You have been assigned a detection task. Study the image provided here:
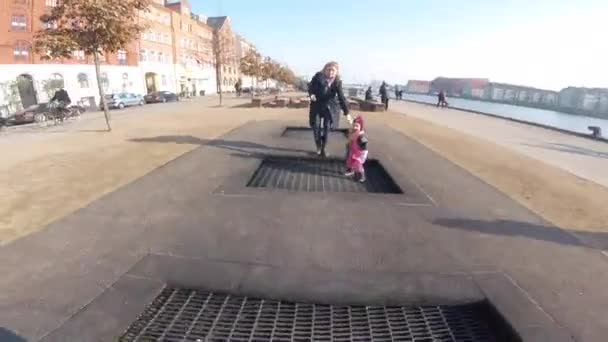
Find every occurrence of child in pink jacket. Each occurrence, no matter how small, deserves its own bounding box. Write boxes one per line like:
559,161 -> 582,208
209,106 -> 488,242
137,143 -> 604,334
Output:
345,115 -> 369,182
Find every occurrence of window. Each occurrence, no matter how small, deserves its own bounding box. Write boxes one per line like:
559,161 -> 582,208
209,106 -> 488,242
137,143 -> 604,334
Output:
164,33 -> 170,43
117,49 -> 127,65
122,73 -> 129,80
72,50 -> 85,61
139,49 -> 147,61
45,0 -> 57,6
48,73 -> 65,89
13,41 -> 30,61
100,72 -> 109,90
149,51 -> 156,62
77,73 -> 89,88
43,20 -> 58,29
11,15 -> 27,31
162,75 -> 167,86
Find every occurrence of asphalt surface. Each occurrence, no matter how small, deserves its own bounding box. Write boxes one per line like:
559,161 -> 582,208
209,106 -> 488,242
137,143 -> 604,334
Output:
0,119 -> 606,341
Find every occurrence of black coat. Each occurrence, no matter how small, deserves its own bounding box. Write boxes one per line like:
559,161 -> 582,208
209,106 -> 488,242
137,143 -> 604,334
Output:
51,89 -> 71,104
379,84 -> 388,100
308,72 -> 349,120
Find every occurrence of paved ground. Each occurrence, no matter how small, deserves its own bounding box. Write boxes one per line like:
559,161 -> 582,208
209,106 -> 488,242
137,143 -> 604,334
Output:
1,99 -> 608,341
388,101 -> 608,238
0,95 -> 286,243
392,100 -> 608,188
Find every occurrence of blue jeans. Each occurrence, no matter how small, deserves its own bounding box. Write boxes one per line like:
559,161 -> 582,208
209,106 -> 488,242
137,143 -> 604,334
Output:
311,113 -> 330,149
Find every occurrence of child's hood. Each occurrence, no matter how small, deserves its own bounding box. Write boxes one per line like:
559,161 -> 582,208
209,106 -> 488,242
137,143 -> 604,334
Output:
354,116 -> 364,130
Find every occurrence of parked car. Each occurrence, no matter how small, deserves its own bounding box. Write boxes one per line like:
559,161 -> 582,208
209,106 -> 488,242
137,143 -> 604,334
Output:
99,93 -> 144,110
144,91 -> 179,103
12,103 -> 48,125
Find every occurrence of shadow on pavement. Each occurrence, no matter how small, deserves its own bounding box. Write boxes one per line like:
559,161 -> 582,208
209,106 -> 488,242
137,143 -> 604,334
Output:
522,142 -> 608,159
434,218 -> 608,250
0,328 -> 27,342
33,129 -> 107,134
231,103 -> 255,109
130,135 -> 312,155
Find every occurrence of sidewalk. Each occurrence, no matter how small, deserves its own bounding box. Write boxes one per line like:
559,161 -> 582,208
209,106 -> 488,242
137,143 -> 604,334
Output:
392,101 -> 608,188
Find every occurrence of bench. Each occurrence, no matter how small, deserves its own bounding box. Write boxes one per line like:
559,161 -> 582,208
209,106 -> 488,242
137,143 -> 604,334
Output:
348,100 -> 360,111
288,98 -> 310,109
360,100 -> 385,112
275,97 -> 289,108
251,97 -> 273,107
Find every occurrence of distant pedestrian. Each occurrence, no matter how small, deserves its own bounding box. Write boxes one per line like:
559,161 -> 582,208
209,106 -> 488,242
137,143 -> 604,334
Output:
379,81 -> 389,110
365,86 -> 373,101
394,87 -> 399,100
308,61 -> 352,157
398,90 -> 404,100
234,79 -> 242,97
437,90 -> 449,108
345,115 -> 369,183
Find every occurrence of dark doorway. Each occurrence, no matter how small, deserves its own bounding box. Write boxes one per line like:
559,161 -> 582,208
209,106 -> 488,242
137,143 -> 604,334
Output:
16,74 -> 37,108
145,72 -> 158,94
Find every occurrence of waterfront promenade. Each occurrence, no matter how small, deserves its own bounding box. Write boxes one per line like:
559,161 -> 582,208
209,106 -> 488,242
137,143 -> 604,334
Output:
393,100 -> 608,188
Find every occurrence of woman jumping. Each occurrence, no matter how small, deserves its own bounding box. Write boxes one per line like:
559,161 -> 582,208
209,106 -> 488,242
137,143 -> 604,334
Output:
308,61 -> 351,157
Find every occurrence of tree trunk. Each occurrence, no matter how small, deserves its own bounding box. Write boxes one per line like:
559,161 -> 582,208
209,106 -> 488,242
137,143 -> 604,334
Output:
251,76 -> 255,98
216,63 -> 223,106
93,51 -> 111,131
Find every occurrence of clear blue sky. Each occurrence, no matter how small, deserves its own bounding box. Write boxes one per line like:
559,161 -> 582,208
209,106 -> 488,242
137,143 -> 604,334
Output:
192,0 -> 607,90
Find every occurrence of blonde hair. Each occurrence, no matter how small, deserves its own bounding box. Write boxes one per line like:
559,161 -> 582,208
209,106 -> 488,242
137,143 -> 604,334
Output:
323,61 -> 340,75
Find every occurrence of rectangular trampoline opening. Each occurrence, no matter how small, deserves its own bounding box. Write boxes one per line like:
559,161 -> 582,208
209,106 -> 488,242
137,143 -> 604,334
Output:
246,156 -> 403,194
282,127 -> 348,139
120,288 -> 519,342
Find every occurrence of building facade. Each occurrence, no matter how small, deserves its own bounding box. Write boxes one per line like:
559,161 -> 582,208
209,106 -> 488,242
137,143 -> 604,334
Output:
139,1 -> 178,94
0,0 -> 143,113
235,34 -> 256,90
430,77 -> 489,97
0,0 -> 261,116
483,83 -> 558,108
559,87 -> 608,116
167,1 -> 216,96
405,80 -> 431,94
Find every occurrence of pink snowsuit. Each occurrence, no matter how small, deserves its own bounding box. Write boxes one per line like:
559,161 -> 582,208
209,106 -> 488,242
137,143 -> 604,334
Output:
346,117 -> 368,173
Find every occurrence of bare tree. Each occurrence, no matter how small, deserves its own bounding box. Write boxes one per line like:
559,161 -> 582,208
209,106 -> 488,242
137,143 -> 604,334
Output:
276,64 -> 297,88
211,26 -> 237,106
34,0 -> 149,131
239,49 -> 262,97
260,57 -> 279,90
